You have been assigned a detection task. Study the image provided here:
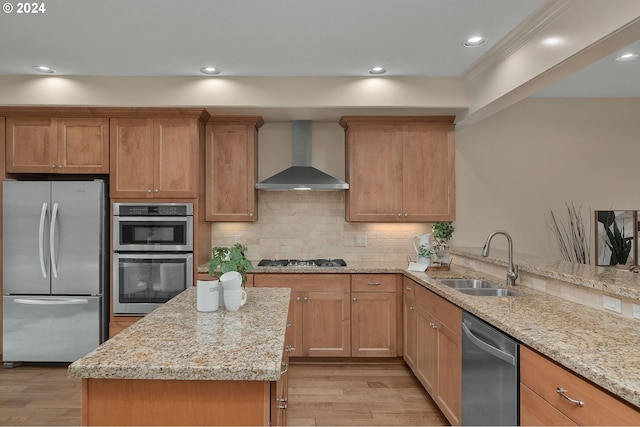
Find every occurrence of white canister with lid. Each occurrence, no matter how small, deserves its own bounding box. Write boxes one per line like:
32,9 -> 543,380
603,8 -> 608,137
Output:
196,278 -> 219,312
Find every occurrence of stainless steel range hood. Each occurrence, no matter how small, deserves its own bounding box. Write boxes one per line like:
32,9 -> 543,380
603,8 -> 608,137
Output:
255,120 -> 349,191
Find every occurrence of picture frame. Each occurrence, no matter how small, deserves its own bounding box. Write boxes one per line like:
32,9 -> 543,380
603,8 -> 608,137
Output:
594,210 -> 637,266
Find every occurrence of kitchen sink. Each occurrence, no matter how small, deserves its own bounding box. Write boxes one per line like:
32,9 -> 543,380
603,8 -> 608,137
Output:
438,278 -> 501,289
457,288 -> 522,297
438,278 -> 522,297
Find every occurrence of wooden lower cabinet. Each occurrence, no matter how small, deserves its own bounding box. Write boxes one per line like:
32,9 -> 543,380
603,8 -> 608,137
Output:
351,274 -> 398,357
405,279 -> 462,426
402,278 -> 417,368
520,346 -> 640,426
254,274 -> 351,357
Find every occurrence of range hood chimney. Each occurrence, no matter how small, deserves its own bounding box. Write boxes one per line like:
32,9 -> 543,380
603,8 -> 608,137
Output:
255,120 -> 349,191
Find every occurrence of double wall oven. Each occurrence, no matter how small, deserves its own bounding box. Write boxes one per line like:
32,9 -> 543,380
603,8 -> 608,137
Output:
113,203 -> 193,315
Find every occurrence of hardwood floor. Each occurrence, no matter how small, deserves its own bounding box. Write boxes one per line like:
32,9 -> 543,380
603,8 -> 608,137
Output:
0,362 -> 447,426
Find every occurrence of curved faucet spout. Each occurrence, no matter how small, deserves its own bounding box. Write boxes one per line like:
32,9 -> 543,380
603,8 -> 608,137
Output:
482,230 -> 519,286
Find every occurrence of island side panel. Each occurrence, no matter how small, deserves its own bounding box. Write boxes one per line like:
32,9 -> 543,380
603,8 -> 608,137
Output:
82,378 -> 271,426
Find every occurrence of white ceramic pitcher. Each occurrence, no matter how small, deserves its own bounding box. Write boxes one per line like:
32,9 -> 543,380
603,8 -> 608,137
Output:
412,233 -> 431,255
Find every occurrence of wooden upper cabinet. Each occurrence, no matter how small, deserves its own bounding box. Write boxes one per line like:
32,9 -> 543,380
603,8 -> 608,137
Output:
110,117 -> 198,199
340,116 -> 456,222
205,116 -> 263,222
6,117 -> 109,174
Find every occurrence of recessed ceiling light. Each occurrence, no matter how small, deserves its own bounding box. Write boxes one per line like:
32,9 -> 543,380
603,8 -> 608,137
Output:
463,36 -> 486,48
614,53 -> 639,62
542,36 -> 563,46
368,67 -> 386,75
32,65 -> 55,74
200,66 -> 221,75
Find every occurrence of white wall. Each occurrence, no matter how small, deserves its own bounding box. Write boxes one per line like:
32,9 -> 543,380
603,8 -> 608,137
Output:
454,98 -> 640,259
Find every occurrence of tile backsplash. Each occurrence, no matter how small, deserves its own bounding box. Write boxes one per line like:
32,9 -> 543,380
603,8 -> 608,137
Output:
209,191 -> 431,267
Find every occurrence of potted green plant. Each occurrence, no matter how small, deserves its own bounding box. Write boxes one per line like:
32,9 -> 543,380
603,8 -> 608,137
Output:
208,243 -> 253,286
432,221 -> 455,262
417,244 -> 435,265
605,220 -> 632,268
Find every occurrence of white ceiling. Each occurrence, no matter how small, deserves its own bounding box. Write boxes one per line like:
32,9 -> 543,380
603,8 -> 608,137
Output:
0,0 -> 639,105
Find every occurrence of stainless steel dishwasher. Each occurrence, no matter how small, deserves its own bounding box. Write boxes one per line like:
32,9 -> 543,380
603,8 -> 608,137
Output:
461,312 -> 519,426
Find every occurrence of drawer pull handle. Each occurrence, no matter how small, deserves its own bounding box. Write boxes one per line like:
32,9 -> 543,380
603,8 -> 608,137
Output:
405,286 -> 412,291
280,362 -> 289,375
367,282 -> 382,286
556,387 -> 584,407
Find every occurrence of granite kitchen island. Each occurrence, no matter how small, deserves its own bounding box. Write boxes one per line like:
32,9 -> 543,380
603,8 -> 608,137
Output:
68,287 -> 291,426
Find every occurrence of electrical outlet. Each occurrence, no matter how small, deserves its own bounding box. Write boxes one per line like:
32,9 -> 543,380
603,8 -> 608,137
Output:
234,235 -> 242,244
355,234 -> 367,247
603,296 -> 622,314
633,304 -> 640,320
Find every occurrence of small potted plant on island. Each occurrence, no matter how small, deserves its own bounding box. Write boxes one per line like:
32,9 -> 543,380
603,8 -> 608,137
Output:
208,243 -> 253,286
432,221 -> 455,265
417,244 -> 435,266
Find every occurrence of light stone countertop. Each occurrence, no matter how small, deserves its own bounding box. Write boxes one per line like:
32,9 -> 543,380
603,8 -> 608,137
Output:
68,287 -> 291,382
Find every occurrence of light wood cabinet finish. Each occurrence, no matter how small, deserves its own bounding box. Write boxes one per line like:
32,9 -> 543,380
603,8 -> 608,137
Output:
205,116 -> 263,222
6,117 -> 109,174
407,281 -> 462,426
340,116 -> 455,222
351,274 -> 397,357
402,278 -> 417,369
520,383 -> 578,426
81,377 -> 273,426
110,117 -> 198,198
520,346 -> 640,426
109,316 -> 141,338
254,274 -> 351,357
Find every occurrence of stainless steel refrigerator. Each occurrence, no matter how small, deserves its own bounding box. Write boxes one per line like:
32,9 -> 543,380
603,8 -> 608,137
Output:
2,180 -> 108,365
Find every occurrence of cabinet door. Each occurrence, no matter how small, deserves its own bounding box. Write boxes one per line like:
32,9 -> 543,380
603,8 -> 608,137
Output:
415,305 -> 437,395
287,291 -> 304,357
153,118 -> 198,198
403,294 -> 417,369
205,124 -> 257,221
302,290 -> 350,357
110,118 -> 154,198
346,125 -> 403,222
57,118 -> 109,173
402,124 -> 455,221
351,292 -> 396,357
435,322 -> 462,426
6,117 -> 57,173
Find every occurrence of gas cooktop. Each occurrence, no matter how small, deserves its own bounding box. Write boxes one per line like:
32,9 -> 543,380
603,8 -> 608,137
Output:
257,259 -> 347,268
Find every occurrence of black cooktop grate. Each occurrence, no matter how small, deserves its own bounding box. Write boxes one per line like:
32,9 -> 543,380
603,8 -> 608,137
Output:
258,259 -> 347,267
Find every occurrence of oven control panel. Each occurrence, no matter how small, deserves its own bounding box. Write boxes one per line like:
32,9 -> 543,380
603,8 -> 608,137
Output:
114,203 -> 193,217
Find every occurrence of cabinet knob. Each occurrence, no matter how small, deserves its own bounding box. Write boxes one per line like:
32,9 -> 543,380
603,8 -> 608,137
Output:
352,297 -> 357,302
296,296 -> 301,302
147,189 -> 152,193
248,213 -> 253,218
409,306 -> 415,311
398,213 -> 402,217
303,297 -> 308,302
286,321 -> 292,328
404,213 -> 408,217
50,164 -> 56,169
285,345 -> 295,352
154,189 -> 159,193
429,322 -> 439,329
58,164 -> 63,169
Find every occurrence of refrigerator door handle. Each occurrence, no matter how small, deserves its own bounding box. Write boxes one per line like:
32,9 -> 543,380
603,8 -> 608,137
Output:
38,202 -> 48,278
14,298 -> 89,305
50,202 -> 59,278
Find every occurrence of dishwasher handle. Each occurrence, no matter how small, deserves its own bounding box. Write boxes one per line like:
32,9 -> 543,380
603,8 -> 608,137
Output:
462,322 -> 516,366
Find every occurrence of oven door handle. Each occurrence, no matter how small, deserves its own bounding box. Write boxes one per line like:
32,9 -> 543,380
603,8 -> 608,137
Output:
115,216 -> 189,222
462,322 -> 516,366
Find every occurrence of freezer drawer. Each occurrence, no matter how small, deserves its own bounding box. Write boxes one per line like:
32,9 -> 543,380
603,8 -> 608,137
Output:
2,295 -> 102,363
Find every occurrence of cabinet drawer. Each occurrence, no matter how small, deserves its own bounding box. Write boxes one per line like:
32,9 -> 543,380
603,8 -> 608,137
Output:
254,274 -> 350,292
352,274 -> 397,292
520,383 -> 577,426
520,346 -> 640,425
402,277 -> 416,300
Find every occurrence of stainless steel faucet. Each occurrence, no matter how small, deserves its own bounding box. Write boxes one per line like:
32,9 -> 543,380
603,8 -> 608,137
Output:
482,230 -> 519,286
